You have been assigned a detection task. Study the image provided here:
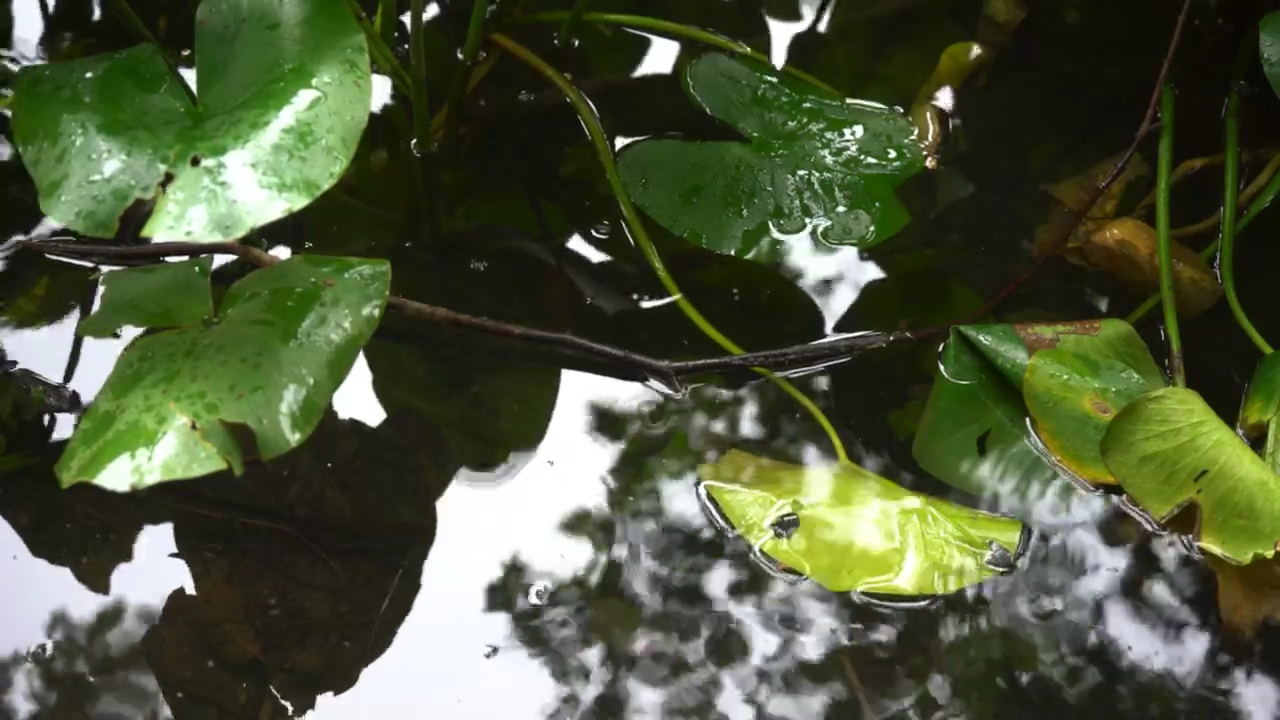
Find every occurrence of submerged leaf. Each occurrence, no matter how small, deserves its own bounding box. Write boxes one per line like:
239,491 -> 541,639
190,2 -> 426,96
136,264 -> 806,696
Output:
56,256 -> 390,491
1207,555 -> 1280,638
1074,218 -> 1221,317
1101,387 -> 1280,564
78,258 -> 214,337
699,450 -> 1026,595
11,0 -> 370,242
619,53 -> 924,257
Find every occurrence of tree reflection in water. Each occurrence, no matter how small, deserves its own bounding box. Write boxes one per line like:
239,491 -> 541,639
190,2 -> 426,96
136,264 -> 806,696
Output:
486,379 -> 1279,719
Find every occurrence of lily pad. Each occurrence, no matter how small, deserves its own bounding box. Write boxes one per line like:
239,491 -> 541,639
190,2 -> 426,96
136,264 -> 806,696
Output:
912,326 -> 1063,507
699,450 -> 1026,595
56,256 -> 390,491
1101,386 -> 1280,564
913,319 -> 1157,504
78,258 -> 214,338
11,0 -> 370,242
1021,327 -> 1165,485
1262,13 -> 1280,100
618,53 -> 924,257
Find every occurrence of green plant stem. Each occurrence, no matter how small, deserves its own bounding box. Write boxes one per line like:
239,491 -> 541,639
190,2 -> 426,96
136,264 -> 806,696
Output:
443,0 -> 490,153
511,11 -> 840,96
409,0 -> 441,237
345,0 -> 412,97
488,32 -> 849,463
1126,167 -> 1280,324
378,0 -> 397,51
1220,44 -> 1274,354
106,0 -> 196,107
1156,83 -> 1185,387
557,0 -> 592,46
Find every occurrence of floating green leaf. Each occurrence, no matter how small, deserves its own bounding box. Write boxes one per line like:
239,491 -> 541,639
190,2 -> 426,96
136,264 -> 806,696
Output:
913,318 -> 1163,514
11,0 -> 370,242
1101,387 -> 1280,564
1261,12 -> 1280,100
78,258 -> 214,338
699,450 -> 1026,595
1021,324 -> 1165,485
56,256 -> 390,491
618,53 -> 924,257
1241,352 -> 1280,474
912,326 -> 1059,506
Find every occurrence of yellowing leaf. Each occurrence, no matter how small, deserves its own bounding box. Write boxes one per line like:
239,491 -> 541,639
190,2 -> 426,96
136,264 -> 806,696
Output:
1076,218 -> 1221,317
1101,387 -> 1280,564
699,450 -> 1026,595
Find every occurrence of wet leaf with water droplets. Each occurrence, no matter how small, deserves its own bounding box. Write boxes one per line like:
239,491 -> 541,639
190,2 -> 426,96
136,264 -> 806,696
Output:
618,53 -> 924,257
11,0 -> 370,242
699,449 -> 1026,595
78,257 -> 214,337
55,256 -> 390,491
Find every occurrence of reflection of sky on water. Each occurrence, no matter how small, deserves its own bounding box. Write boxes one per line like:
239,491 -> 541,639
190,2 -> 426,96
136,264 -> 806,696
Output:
5,1 -> 1280,718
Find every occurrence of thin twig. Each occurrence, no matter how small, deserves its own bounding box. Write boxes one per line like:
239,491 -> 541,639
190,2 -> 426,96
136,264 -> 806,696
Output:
838,654 -> 874,718
14,239 -> 912,385
961,0 -> 1192,325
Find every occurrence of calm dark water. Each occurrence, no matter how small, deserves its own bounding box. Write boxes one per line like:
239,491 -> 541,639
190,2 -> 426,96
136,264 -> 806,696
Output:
6,0 -> 1280,718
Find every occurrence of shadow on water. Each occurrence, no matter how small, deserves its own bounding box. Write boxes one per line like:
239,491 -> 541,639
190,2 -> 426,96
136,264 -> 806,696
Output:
6,0 -> 1280,718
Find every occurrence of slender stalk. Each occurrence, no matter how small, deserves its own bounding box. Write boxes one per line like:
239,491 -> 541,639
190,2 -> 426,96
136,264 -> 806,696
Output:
1156,83 -> 1185,387
511,11 -> 840,96
409,0 -> 431,145
378,0 -> 397,51
1220,41 -> 1274,354
443,0 -> 490,153
1127,135 -> 1280,324
557,0 -> 592,46
488,32 -> 849,462
107,0 -> 196,107
345,0 -> 413,96
409,0 -> 441,237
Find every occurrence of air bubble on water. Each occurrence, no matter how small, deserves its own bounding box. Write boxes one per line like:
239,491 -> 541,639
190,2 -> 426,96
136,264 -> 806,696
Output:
517,90 -> 535,102
409,138 -> 424,157
590,222 -> 611,239
527,581 -> 550,607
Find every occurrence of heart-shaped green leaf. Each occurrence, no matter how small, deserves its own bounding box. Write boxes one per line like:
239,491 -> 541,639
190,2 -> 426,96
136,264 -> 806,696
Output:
1102,386 -> 1280,564
11,0 -> 370,242
56,256 -> 390,491
912,326 -> 1067,508
619,53 -> 924,257
78,257 -> 214,338
699,450 -> 1026,595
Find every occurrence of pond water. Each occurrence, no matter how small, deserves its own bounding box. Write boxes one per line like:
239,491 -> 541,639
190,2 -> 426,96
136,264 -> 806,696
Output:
6,0 -> 1280,718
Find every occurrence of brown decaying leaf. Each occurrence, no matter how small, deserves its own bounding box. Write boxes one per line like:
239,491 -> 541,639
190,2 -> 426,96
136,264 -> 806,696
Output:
1077,217 -> 1221,317
1208,555 -> 1280,638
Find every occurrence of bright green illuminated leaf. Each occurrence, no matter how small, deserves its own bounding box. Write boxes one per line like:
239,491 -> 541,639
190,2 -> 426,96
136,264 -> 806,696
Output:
78,258 -> 214,337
